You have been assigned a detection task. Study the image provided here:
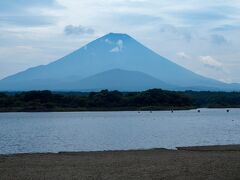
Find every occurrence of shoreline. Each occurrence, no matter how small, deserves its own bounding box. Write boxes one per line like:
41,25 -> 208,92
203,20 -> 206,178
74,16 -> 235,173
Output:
0,107 -> 236,113
0,106 -> 195,113
1,144 -> 240,156
1,145 -> 240,180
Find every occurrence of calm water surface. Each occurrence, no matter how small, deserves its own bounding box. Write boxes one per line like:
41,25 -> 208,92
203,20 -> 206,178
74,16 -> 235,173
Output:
0,109 -> 240,154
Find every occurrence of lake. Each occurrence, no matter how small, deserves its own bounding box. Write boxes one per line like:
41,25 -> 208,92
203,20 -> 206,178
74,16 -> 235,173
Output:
0,109 -> 240,154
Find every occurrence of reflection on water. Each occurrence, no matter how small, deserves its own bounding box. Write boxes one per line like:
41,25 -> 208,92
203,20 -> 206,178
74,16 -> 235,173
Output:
0,109 -> 240,154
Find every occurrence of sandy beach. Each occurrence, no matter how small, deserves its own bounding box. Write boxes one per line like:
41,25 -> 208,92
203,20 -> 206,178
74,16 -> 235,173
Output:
0,145 -> 240,180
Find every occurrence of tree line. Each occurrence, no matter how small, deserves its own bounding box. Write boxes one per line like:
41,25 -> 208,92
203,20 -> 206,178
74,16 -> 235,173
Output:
0,89 -> 240,112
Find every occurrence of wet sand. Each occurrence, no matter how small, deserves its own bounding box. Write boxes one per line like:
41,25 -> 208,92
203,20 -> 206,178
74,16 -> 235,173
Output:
0,145 -> 240,180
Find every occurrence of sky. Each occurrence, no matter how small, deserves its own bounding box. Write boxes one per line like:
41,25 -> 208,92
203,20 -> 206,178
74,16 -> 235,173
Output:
0,0 -> 240,83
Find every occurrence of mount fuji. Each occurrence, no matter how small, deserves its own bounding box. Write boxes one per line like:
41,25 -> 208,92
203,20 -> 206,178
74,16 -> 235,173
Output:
0,33 -> 238,91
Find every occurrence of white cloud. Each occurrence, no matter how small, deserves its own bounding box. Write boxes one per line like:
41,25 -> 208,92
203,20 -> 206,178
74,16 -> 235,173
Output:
199,56 -> 222,69
177,52 -> 191,60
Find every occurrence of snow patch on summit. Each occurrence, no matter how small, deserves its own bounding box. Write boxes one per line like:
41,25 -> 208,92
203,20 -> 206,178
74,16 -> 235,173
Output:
110,40 -> 124,53
105,38 -> 113,44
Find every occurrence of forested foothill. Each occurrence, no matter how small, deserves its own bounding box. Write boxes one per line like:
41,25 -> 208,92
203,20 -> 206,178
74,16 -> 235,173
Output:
0,89 -> 240,112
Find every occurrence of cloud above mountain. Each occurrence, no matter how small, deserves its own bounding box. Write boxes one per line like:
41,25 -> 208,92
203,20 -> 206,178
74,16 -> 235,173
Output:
64,25 -> 95,36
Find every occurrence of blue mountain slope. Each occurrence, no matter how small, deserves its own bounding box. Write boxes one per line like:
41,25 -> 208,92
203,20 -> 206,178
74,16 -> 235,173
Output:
0,32 -> 234,91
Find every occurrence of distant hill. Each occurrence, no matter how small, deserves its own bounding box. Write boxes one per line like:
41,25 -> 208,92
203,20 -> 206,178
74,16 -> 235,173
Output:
64,69 -> 176,91
0,32 -> 238,91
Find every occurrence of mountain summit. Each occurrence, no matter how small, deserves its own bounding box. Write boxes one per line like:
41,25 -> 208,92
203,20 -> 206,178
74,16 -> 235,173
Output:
0,33 -> 234,91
